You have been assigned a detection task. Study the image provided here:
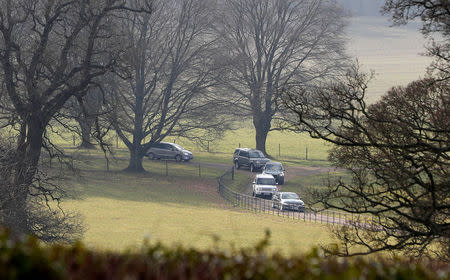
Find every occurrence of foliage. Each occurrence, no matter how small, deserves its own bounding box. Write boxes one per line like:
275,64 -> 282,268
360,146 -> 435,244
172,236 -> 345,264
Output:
0,227 -> 448,280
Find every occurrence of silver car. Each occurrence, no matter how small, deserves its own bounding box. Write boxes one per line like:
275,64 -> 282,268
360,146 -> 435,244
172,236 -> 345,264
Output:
146,142 -> 193,162
272,192 -> 305,212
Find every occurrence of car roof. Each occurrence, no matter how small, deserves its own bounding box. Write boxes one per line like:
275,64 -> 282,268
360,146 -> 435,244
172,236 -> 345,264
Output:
160,142 -> 178,145
255,173 -> 275,179
235,148 -> 262,152
278,192 -> 297,195
265,161 -> 282,166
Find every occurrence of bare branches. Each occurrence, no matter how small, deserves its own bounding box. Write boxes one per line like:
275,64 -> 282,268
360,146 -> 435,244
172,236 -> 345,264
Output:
383,0 -> 450,80
283,66 -> 450,258
107,0 -> 229,172
215,0 -> 348,153
0,0 -> 150,242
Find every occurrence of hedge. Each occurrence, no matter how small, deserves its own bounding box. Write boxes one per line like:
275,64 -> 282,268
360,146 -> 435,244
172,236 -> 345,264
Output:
0,228 -> 448,280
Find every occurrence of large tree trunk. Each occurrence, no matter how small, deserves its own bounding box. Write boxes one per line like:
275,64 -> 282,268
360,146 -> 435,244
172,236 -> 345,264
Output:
5,116 -> 44,237
77,117 -> 96,149
124,148 -> 145,173
253,115 -> 271,156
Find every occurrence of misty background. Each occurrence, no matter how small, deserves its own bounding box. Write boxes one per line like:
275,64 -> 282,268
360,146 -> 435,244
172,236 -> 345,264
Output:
338,0 -> 384,16
337,0 -> 431,101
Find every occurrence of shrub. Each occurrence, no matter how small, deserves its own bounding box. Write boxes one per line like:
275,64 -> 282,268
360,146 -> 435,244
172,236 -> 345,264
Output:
0,227 -> 448,279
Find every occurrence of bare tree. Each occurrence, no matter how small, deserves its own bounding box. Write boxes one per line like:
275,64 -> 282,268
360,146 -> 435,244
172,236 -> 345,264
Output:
109,0 -> 228,172
283,66 -> 449,258
0,0 -> 150,241
214,0 -> 348,154
63,88 -> 104,149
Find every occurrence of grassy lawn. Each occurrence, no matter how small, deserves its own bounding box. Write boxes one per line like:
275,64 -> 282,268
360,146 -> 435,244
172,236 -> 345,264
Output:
50,122 -> 333,164
61,156 -> 334,255
281,171 -> 351,196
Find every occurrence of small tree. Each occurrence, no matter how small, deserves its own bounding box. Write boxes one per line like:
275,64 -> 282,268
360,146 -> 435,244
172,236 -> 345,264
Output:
283,66 -> 449,258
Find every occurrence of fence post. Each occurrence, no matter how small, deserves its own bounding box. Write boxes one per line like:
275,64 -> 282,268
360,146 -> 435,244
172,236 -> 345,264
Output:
198,164 -> 201,177
231,166 -> 234,180
165,160 -> 168,176
207,141 -> 210,152
305,146 -> 308,160
278,143 -> 281,157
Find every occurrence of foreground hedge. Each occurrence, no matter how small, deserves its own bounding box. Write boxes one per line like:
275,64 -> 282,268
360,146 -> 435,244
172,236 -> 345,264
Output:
0,229 -> 448,280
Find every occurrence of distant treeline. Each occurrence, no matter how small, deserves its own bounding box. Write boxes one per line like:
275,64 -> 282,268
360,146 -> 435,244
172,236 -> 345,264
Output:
337,0 -> 384,16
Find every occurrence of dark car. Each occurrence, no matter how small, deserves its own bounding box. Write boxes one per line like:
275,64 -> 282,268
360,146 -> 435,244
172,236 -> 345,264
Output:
233,148 -> 270,172
146,142 -> 193,162
262,161 -> 285,184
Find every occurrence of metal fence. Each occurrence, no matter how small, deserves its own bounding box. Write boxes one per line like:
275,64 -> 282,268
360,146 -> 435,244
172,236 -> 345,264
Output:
218,168 -> 373,227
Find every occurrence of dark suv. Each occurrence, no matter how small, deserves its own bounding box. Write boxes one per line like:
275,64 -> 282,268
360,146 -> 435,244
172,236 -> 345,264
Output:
233,148 -> 270,172
262,161 -> 285,185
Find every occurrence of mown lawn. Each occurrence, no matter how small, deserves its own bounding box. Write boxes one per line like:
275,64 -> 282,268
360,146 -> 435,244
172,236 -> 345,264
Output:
61,156 -> 334,255
50,122 -> 333,164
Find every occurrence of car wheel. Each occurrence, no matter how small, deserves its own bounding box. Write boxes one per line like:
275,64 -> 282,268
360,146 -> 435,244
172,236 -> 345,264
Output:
250,164 -> 255,172
252,191 -> 255,197
175,155 -> 182,162
148,152 -> 155,160
235,161 -> 240,169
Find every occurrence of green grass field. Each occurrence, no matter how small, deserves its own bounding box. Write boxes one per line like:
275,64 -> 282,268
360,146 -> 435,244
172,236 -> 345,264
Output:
49,120 -> 332,163
60,156 -> 334,255
36,122 -> 341,254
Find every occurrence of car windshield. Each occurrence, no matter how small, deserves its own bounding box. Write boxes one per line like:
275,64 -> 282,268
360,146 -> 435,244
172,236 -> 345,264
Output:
172,144 -> 183,150
256,178 -> 276,185
266,163 -> 282,171
249,150 -> 265,158
282,193 -> 299,199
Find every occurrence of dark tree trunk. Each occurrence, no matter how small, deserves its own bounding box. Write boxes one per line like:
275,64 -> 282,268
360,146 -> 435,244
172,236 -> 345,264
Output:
253,116 -> 271,156
77,117 -> 96,149
124,148 -> 145,173
6,115 -> 44,237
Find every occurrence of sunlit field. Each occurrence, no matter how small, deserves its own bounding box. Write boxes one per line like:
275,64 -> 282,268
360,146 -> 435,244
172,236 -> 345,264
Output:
60,157 -> 334,255
347,16 -> 432,103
